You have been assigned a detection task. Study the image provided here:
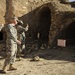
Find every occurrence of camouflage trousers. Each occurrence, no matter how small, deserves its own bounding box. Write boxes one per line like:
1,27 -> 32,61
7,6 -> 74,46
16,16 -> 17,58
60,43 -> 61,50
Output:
17,44 -> 25,58
4,43 -> 17,66
17,33 -> 25,57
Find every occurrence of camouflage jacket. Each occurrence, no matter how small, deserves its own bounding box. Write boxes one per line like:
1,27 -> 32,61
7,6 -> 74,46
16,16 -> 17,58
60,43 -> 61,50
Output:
5,24 -> 17,44
17,25 -> 26,42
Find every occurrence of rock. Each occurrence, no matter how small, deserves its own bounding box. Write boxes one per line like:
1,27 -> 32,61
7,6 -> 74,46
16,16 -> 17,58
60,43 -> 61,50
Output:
32,56 -> 40,61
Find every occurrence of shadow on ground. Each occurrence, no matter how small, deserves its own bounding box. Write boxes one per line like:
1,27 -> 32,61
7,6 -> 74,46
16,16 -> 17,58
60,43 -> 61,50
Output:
24,46 -> 75,62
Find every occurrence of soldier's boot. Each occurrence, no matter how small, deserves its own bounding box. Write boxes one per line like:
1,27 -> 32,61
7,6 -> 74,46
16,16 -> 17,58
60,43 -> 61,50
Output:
0,70 -> 7,74
18,57 -> 21,61
17,53 -> 23,61
1,65 -> 8,74
18,57 -> 23,61
8,64 -> 17,71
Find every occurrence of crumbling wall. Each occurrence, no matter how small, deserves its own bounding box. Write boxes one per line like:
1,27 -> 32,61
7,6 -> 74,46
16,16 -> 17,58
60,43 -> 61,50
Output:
5,0 -> 16,23
0,0 -> 6,23
0,0 -> 75,51
4,0 -> 75,47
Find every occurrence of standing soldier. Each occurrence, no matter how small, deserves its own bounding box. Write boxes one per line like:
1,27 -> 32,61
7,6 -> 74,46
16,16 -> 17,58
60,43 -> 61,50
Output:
1,17 -> 21,73
17,20 -> 29,60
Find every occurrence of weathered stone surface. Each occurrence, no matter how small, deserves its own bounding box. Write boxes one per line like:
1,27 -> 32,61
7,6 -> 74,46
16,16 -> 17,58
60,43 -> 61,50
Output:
0,0 -> 75,48
0,0 -> 6,23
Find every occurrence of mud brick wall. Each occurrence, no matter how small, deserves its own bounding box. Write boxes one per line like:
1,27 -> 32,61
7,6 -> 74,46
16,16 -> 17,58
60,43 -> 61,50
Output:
0,0 -> 75,51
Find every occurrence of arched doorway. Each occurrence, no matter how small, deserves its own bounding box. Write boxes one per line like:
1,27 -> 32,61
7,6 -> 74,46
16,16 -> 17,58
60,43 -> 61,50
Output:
36,7 -> 51,47
59,21 -> 75,46
0,31 -> 3,41
0,30 -> 6,43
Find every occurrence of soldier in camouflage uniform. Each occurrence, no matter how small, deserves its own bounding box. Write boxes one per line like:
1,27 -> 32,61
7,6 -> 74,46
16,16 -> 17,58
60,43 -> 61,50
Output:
17,20 -> 29,60
1,17 -> 21,73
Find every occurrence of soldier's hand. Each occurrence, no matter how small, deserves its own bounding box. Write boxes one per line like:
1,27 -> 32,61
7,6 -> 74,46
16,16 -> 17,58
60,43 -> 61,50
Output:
16,40 -> 21,45
26,24 -> 29,28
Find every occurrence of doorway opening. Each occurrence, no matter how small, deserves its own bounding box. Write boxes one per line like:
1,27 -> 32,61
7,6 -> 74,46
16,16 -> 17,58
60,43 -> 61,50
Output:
37,7 -> 51,45
59,21 -> 75,46
0,31 -> 3,41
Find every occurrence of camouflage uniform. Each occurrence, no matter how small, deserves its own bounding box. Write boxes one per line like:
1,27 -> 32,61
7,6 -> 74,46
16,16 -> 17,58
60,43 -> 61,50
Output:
17,25 -> 27,58
4,24 -> 17,66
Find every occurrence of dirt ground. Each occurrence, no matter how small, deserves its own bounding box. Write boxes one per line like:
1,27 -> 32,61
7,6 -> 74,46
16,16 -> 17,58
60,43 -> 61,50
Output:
0,47 -> 75,75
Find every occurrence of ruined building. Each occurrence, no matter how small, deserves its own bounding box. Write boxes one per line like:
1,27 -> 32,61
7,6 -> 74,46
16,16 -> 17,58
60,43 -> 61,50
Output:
0,0 -> 75,50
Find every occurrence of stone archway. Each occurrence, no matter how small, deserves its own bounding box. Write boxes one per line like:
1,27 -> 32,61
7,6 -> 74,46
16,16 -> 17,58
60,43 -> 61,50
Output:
59,21 -> 75,46
0,31 -> 3,41
36,7 -> 51,46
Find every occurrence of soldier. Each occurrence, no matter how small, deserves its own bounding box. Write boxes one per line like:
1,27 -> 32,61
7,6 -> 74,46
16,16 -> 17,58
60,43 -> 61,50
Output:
17,20 -> 29,60
1,17 -> 21,73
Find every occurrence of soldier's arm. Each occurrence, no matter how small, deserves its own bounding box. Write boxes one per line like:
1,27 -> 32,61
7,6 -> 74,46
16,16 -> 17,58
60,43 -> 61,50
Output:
18,25 -> 25,30
25,24 -> 29,31
18,24 -> 29,32
8,25 -> 17,42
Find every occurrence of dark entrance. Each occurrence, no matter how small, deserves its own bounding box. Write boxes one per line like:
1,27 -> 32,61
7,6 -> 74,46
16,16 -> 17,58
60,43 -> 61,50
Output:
0,31 -> 3,41
59,21 -> 75,46
37,7 -> 51,45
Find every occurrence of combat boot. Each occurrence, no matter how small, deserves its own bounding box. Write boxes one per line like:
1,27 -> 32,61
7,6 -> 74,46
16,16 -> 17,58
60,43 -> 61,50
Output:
8,64 -> 17,71
0,65 -> 8,74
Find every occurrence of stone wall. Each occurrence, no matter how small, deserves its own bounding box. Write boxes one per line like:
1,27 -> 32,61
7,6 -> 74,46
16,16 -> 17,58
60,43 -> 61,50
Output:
0,0 -> 6,23
0,0 -> 75,51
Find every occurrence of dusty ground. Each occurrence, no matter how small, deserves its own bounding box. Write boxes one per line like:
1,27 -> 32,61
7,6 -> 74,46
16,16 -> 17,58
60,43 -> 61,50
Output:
0,47 -> 75,75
